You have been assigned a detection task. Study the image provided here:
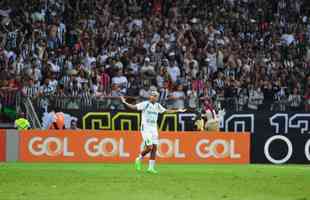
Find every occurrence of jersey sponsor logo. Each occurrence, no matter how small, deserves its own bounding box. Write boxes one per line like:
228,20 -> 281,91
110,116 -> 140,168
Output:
147,111 -> 157,115
146,119 -> 156,124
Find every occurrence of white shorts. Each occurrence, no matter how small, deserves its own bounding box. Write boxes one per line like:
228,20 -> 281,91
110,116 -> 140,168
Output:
141,129 -> 158,146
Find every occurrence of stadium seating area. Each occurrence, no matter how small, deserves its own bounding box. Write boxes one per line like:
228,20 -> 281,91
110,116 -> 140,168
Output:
0,0 -> 310,117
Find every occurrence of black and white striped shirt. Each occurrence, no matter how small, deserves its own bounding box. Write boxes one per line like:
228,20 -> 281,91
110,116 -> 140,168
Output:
288,94 -> 301,107
159,88 -> 169,106
23,85 -> 41,98
54,92 -> 67,110
61,75 -> 71,88
224,68 -> 236,79
214,79 -> 225,89
80,90 -> 93,106
56,55 -> 66,72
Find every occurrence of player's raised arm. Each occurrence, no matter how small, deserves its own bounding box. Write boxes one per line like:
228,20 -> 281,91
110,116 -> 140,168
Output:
165,108 -> 187,113
121,96 -> 138,110
155,101 -> 186,113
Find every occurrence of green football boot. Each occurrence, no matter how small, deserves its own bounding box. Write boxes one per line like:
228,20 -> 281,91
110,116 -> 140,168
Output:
146,168 -> 158,174
135,158 -> 142,171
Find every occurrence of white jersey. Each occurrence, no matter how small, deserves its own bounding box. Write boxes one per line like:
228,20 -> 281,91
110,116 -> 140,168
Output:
136,101 -> 166,131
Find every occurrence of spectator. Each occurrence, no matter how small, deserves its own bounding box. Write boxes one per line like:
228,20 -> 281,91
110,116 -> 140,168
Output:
129,55 -> 141,76
224,80 -> 237,110
22,78 -> 40,98
187,86 -> 198,111
159,81 -> 170,106
168,84 -> 185,109
80,83 -> 92,106
213,72 -> 225,91
167,53 -> 180,83
139,81 -> 151,101
248,86 -> 264,111
274,87 -> 287,111
111,83 -> 122,97
184,52 -> 199,79
111,69 -> 128,95
305,88 -> 310,112
0,0 -> 309,116
110,83 -> 124,110
141,57 -> 156,79
156,66 -> 167,89
99,66 -> 111,95
237,87 -> 248,111
288,88 -> 302,110
206,47 -> 217,76
70,118 -> 80,130
127,75 -> 140,96
262,82 -> 275,111
25,63 -> 42,82
40,78 -> 54,96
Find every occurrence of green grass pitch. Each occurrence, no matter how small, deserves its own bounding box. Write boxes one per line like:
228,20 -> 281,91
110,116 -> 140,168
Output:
0,163 -> 309,200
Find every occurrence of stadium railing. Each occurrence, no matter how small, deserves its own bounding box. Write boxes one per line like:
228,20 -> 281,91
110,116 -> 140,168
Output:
21,94 -> 307,115
29,95 -> 238,112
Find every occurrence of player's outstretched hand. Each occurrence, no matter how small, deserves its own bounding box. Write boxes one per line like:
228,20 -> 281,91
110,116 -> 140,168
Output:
120,96 -> 126,104
177,109 -> 187,112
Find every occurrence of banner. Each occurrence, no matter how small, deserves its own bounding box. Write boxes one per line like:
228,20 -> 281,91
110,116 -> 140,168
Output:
36,110 -> 198,131
249,112 -> 310,164
81,111 -> 196,131
19,130 -> 250,164
252,134 -> 310,164
51,110 -> 309,134
0,130 -> 5,161
29,107 -> 310,164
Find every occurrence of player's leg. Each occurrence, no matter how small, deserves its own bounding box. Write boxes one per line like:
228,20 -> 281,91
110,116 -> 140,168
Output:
135,144 -> 152,171
150,144 -> 157,160
139,131 -> 153,157
135,132 -> 153,171
137,144 -> 153,159
147,144 -> 157,172
147,132 -> 158,174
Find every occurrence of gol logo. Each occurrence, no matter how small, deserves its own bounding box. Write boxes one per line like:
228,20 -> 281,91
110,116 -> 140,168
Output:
28,137 -> 74,157
84,137 -> 129,157
196,139 -> 241,159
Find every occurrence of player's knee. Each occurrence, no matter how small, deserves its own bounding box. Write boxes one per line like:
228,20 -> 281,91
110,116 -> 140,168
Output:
146,145 -> 153,151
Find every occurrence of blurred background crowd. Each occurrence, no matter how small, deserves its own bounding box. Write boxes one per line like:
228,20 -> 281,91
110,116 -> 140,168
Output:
0,0 -> 310,117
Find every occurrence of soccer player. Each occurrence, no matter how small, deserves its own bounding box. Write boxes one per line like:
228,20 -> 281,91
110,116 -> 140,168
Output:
121,91 -> 186,174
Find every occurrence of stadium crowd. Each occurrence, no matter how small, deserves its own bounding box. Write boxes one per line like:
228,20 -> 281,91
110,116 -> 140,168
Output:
0,0 -> 310,114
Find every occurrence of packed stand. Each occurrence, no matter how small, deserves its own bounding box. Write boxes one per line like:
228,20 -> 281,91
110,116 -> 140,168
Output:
0,0 -> 309,114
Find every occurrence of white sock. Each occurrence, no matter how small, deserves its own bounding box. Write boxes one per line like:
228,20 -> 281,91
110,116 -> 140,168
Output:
149,160 -> 155,169
136,155 -> 143,161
